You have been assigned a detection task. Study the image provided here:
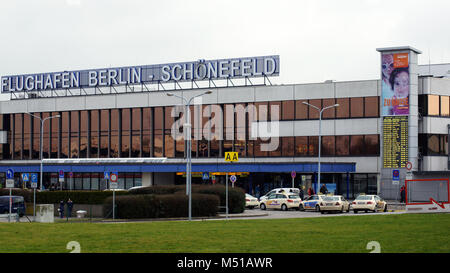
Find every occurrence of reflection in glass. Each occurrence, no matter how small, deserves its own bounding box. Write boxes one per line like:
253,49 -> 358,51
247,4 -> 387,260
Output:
428,95 -> 439,116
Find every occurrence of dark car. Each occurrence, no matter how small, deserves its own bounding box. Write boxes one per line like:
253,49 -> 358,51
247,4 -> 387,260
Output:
0,196 -> 26,217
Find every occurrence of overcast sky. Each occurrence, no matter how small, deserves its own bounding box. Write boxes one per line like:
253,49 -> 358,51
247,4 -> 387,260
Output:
1,0 -> 450,97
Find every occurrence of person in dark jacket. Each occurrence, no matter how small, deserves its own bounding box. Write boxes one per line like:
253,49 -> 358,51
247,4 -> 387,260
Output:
299,187 -> 304,200
400,186 -> 406,203
320,184 -> 328,194
67,199 -> 73,219
59,200 -> 65,219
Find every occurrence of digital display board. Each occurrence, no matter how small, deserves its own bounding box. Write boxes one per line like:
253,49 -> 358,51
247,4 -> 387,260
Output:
383,116 -> 408,168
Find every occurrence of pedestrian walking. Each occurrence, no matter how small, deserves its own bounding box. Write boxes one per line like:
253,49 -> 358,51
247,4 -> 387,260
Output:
299,187 -> 304,200
67,198 -> 73,219
58,200 -> 65,219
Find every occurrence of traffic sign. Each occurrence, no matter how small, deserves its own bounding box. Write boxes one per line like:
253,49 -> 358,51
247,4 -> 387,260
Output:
31,173 -> 38,189
230,175 -> 237,183
110,172 -> 118,183
202,172 -> 209,180
6,169 -> 14,188
406,161 -> 413,171
6,169 -> 14,179
393,169 -> 400,181
291,171 -> 296,178
224,152 -> 239,162
104,172 -> 110,180
59,170 -> 64,183
22,173 -> 30,182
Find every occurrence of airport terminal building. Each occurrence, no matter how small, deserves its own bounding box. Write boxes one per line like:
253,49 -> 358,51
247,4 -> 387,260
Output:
1,46 -> 449,199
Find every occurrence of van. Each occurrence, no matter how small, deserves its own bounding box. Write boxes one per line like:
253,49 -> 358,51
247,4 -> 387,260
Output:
259,188 -> 300,202
0,196 -> 26,217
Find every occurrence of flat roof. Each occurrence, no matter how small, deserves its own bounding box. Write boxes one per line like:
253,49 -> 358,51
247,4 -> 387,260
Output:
376,46 -> 422,54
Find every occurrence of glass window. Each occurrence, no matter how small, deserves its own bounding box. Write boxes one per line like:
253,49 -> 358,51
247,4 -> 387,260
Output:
90,110 -> 99,158
322,99 -> 336,119
428,95 -> 440,116
321,136 -> 335,156
91,173 -> 100,190
308,99 -> 321,119
61,112 -> 69,158
350,97 -> 364,118
82,173 -> 90,190
70,111 -> 79,158
142,108 -> 151,157
100,110 -> 109,158
365,135 -> 379,156
427,135 -> 440,155
282,101 -> 294,120
80,111 -> 88,158
131,108 -> 141,157
121,109 -> 130,158
350,135 -> 364,155
295,100 -> 308,120
110,109 -> 119,158
154,107 -> 163,157
164,107 -> 175,158
308,136 -> 318,156
282,137 -> 295,157
269,101 -> 281,122
23,114 -> 31,159
295,136 -> 308,156
364,97 -> 379,117
441,96 -> 450,117
336,135 -> 349,156
336,98 -> 349,118
125,173 -> 134,189
134,173 -> 142,187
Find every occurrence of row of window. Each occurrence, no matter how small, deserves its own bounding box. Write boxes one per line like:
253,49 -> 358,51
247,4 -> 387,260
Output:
0,98 -> 380,160
0,172 -> 142,190
419,134 -> 448,156
420,95 -> 450,117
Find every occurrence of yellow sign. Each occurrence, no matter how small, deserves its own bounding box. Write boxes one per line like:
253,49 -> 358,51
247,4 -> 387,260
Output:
224,152 -> 239,162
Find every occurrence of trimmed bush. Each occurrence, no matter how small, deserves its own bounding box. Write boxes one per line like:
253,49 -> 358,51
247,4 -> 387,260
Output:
192,185 -> 246,213
0,189 -> 33,202
128,185 -> 185,195
104,193 -> 219,219
129,185 -> 246,214
36,190 -> 129,205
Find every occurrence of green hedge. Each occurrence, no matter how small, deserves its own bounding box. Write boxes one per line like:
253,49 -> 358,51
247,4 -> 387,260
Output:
0,189 -> 33,202
103,193 -> 219,219
129,185 -> 246,214
35,190 -> 129,205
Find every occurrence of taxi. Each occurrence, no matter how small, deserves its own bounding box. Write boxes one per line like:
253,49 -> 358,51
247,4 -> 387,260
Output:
259,193 -> 301,211
351,194 -> 387,213
319,195 -> 350,214
299,194 -> 327,212
245,194 -> 260,209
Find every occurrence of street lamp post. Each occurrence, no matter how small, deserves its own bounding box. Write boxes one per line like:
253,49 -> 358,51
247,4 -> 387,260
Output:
166,90 -> 212,221
25,113 -> 60,218
302,102 -> 339,194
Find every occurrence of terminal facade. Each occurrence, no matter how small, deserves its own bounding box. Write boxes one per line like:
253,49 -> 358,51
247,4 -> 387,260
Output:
0,47 -> 449,200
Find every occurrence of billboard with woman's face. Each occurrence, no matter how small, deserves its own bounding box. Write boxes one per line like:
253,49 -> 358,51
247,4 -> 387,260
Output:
381,53 -> 409,116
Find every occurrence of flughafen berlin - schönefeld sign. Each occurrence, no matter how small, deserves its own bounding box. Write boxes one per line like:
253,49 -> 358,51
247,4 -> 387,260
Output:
1,56 -> 279,93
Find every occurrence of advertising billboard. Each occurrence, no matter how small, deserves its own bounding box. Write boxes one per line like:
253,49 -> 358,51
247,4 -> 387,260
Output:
381,53 -> 409,116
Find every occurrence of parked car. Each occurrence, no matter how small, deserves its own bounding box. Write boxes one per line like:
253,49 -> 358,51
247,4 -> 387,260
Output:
318,195 -> 350,214
245,194 -> 260,209
259,188 -> 300,202
351,194 -> 387,213
299,194 -> 328,212
0,196 -> 26,217
259,192 -> 301,211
